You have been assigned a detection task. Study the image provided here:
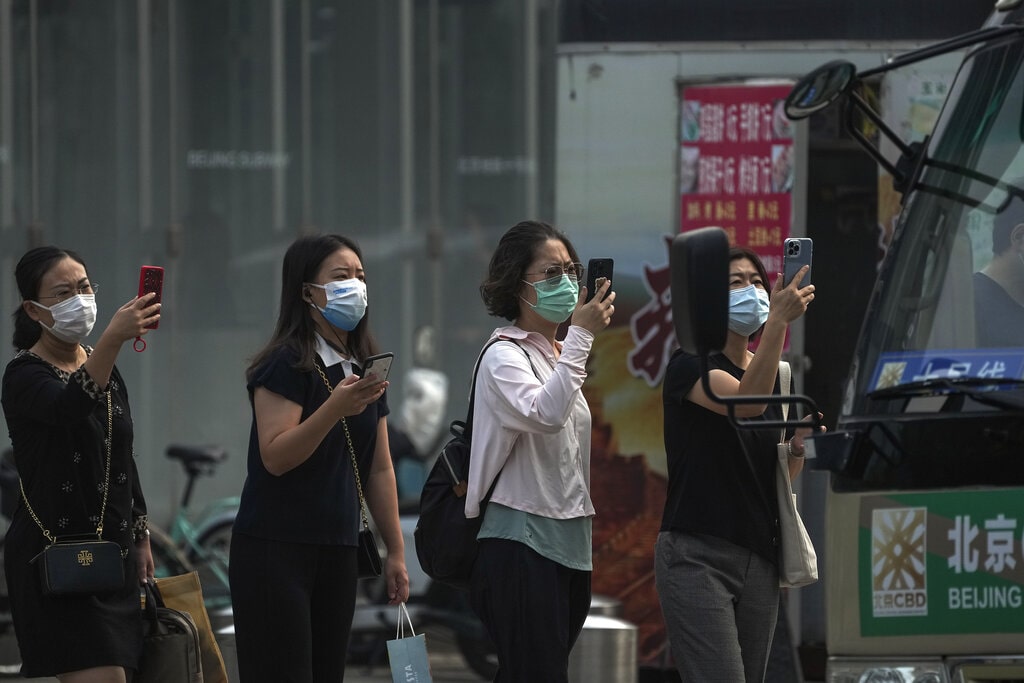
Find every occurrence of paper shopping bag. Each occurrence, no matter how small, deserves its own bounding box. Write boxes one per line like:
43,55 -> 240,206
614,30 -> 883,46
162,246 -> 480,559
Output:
155,571 -> 229,683
386,603 -> 433,683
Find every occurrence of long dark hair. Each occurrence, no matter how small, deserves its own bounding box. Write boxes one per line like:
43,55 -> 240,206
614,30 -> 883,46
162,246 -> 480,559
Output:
479,220 -> 580,322
729,245 -> 772,342
246,234 -> 378,381
12,246 -> 87,350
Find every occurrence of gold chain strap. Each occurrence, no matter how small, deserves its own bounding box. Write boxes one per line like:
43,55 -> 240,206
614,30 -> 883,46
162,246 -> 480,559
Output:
19,392 -> 114,544
314,361 -> 371,532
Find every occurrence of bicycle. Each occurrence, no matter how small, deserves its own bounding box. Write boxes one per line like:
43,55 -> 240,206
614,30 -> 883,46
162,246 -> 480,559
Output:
150,444 -> 238,616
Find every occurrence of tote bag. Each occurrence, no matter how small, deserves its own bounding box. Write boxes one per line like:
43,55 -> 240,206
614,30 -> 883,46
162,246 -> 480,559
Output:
386,602 -> 433,683
777,361 -> 818,588
155,571 -> 229,683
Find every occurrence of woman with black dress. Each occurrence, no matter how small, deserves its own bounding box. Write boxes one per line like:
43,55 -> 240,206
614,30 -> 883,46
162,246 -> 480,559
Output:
1,246 -> 161,681
230,234 -> 409,682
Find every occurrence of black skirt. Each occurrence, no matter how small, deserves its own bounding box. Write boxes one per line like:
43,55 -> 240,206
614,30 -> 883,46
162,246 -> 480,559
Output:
4,518 -> 142,677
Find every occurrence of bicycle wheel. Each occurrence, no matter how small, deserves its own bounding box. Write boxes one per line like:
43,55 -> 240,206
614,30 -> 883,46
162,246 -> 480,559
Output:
188,519 -> 233,605
149,524 -> 193,578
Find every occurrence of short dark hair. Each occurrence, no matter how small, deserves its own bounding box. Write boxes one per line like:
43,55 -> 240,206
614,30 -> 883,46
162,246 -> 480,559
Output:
729,245 -> 771,341
11,246 -> 87,350
479,220 -> 581,322
246,234 -> 378,381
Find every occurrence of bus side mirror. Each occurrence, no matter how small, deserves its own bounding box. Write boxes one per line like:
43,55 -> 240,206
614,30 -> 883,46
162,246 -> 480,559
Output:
670,227 -> 729,356
784,59 -> 857,120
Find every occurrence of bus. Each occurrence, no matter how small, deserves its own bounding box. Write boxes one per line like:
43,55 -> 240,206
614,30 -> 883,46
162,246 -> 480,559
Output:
780,4 -> 1024,680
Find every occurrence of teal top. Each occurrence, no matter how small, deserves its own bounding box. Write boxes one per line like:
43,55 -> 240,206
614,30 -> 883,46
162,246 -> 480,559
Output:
478,503 -> 593,571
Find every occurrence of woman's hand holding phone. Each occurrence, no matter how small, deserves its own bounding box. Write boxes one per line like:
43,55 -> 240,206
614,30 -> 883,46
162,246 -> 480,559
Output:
97,294 -> 161,350
573,277 -> 615,334
327,372 -> 388,417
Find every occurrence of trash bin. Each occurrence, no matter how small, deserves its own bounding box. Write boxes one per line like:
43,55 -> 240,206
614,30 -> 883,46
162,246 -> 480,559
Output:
568,613 -> 637,683
589,594 -> 623,618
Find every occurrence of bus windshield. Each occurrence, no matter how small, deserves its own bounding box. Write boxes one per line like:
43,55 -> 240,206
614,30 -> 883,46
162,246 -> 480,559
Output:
845,35 -> 1024,419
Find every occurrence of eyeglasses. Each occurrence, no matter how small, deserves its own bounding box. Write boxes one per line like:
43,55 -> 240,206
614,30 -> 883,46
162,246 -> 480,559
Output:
38,283 -> 99,304
525,263 -> 584,281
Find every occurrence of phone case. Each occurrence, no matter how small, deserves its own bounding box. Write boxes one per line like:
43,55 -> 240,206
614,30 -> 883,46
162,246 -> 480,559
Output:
362,352 -> 394,383
586,258 -> 614,303
783,239 -> 812,287
137,266 -> 164,330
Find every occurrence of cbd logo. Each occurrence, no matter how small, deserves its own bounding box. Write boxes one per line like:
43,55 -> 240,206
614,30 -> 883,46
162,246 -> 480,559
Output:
871,506 -> 928,617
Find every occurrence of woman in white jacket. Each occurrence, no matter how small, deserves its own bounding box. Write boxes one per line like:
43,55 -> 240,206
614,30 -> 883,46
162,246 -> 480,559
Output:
466,220 -> 616,683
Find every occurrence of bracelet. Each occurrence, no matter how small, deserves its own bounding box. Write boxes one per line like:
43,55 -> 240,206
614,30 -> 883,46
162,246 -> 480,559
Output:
132,515 -> 150,543
787,440 -> 805,459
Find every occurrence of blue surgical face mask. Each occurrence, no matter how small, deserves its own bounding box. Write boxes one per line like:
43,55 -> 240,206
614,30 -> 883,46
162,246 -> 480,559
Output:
307,278 -> 367,332
522,274 -> 579,323
728,284 -> 770,336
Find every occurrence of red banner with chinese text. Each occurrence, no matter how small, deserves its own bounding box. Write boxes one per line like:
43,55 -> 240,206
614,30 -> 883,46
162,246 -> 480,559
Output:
680,83 -> 794,274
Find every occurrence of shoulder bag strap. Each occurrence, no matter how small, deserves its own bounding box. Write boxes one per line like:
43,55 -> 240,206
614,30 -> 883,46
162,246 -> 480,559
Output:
462,338 -> 539,439
733,360 -> 788,521
462,338 -> 541,501
778,360 -> 792,440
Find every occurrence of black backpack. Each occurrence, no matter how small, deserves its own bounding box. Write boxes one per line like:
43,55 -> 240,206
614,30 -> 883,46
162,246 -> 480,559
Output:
414,338 -> 537,589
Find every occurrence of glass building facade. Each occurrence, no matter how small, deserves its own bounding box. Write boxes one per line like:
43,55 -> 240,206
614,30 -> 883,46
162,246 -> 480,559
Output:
0,0 -> 558,519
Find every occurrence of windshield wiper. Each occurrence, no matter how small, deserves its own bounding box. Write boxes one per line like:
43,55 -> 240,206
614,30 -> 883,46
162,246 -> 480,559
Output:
868,377 -> 1024,409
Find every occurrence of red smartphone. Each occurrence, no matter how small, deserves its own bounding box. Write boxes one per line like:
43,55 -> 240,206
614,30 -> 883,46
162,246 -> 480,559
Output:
137,265 -> 164,330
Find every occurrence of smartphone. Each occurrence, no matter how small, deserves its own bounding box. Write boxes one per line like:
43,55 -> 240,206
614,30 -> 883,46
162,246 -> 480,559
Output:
362,352 -> 394,383
137,265 -> 165,329
585,258 -> 614,303
783,238 -> 813,287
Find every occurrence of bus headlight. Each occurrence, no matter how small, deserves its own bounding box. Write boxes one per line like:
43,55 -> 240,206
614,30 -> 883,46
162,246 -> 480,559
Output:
828,658 -> 947,683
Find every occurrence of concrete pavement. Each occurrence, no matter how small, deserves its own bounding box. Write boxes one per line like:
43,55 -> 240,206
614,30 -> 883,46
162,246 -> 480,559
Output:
0,625 -> 483,683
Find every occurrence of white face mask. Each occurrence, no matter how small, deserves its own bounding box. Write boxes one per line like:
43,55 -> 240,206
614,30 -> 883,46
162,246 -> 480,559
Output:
32,294 -> 97,344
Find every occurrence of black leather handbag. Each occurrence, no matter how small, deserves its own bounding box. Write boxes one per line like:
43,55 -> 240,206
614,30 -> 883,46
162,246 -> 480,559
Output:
358,527 -> 383,579
22,393 -> 125,597
33,538 -> 124,596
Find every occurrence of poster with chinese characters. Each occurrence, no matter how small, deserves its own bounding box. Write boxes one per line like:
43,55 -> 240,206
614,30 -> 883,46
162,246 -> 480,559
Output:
679,83 -> 794,274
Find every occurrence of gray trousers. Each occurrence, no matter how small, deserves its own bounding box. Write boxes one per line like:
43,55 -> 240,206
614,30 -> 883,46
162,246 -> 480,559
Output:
655,531 -> 780,683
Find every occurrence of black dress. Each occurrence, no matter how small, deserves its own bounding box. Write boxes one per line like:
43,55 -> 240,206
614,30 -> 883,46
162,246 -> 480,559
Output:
1,349 -> 147,677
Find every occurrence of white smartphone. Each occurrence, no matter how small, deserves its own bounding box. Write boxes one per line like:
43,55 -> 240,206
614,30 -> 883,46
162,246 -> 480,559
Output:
783,237 -> 813,287
362,352 -> 394,383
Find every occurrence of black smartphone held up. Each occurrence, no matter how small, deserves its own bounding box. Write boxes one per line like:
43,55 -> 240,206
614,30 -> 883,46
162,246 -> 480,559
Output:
783,238 -> 813,288
362,352 -> 394,383
137,265 -> 165,330
585,258 -> 614,303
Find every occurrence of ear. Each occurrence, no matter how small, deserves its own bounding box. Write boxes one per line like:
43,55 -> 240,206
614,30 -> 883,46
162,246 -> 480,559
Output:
1011,223 -> 1024,247
22,299 -> 43,322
